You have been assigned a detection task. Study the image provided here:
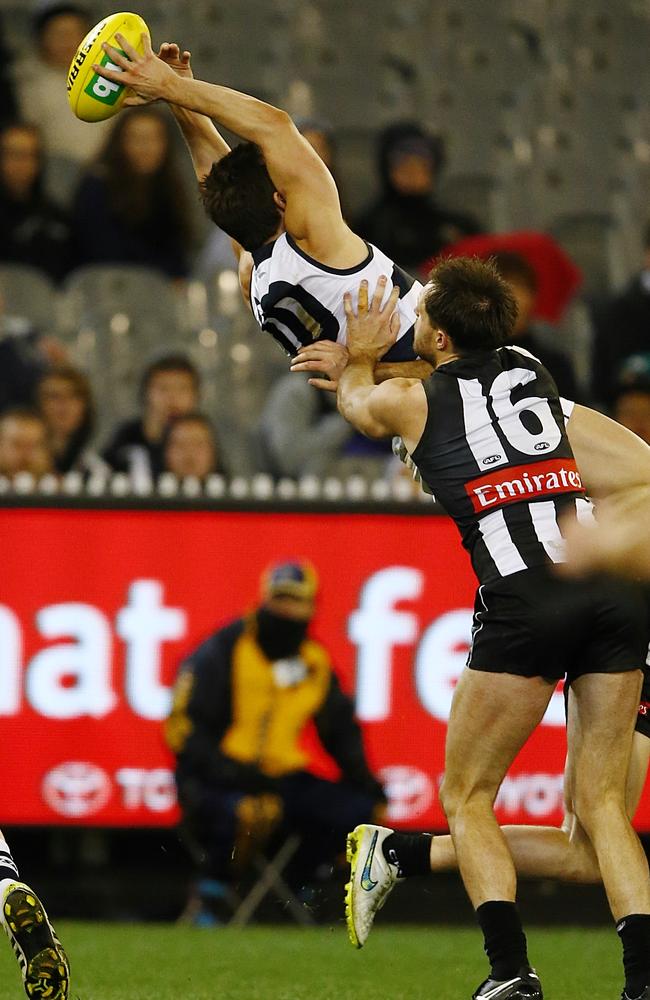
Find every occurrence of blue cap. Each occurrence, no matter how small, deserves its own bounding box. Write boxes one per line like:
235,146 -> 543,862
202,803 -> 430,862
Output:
262,561 -> 318,599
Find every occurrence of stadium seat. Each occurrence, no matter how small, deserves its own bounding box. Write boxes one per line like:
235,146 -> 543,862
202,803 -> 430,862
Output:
61,265 -> 185,342
436,173 -> 508,232
178,820 -> 314,927
0,265 -> 59,333
229,834 -> 315,927
549,211 -> 628,297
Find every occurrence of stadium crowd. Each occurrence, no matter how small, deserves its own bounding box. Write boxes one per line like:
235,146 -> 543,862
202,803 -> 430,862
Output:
1,0 -> 650,490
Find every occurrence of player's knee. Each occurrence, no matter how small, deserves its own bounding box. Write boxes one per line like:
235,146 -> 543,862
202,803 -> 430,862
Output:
573,787 -> 626,835
439,775 -> 490,823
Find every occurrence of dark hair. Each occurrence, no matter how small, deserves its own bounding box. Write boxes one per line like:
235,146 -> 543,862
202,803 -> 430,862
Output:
200,142 -> 281,252
424,256 -> 518,352
33,3 -> 88,38
0,405 -> 46,429
0,121 -> 44,196
94,108 -> 191,243
140,355 -> 200,400
163,411 -> 216,446
491,251 -> 538,294
36,365 -> 95,473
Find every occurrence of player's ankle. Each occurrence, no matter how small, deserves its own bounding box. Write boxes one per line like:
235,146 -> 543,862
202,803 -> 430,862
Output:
381,832 -> 432,876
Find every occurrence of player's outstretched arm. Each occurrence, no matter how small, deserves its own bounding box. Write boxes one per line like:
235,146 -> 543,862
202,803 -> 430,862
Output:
337,277 -> 427,442
96,33 -> 358,258
151,44 -> 230,180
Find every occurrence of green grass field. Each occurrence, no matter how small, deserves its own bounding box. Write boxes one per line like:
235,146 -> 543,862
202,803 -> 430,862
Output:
0,923 -> 626,999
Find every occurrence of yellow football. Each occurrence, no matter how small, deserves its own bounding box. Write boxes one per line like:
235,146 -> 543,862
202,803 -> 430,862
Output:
67,11 -> 150,123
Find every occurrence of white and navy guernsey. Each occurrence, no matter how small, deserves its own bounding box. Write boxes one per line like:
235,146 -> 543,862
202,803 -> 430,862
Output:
410,345 -> 594,584
249,233 -> 422,360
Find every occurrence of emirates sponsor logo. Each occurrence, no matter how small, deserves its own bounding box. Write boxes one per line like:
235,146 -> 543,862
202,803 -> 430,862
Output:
466,457 -> 584,513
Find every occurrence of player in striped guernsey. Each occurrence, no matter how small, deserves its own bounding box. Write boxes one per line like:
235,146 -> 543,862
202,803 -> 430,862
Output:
95,39 -> 428,389
0,829 -> 69,998
337,260 -> 650,1000
347,406 -> 650,995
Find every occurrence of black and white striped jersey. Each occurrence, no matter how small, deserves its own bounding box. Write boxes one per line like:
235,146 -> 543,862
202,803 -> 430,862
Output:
249,233 -> 421,360
410,345 -> 593,584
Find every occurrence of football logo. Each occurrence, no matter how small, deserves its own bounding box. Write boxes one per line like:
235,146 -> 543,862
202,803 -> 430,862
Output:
42,761 -> 112,818
534,441 -> 550,451
482,454 -> 502,465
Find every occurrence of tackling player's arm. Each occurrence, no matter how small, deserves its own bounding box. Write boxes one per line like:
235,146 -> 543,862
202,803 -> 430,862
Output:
290,342 -> 433,393
374,359 -> 433,383
567,404 -> 650,500
561,404 -> 650,577
337,277 -> 427,445
97,33 -> 362,263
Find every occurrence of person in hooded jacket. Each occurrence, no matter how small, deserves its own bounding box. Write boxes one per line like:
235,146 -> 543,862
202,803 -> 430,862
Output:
353,121 -> 481,275
165,560 -> 386,925
0,121 -> 72,282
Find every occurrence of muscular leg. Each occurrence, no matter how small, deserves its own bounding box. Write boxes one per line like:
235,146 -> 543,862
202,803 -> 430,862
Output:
440,668 -> 555,907
567,672 -> 650,920
429,730 -> 650,883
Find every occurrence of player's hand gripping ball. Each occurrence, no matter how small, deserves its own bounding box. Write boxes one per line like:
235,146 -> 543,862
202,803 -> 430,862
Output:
67,11 -> 150,122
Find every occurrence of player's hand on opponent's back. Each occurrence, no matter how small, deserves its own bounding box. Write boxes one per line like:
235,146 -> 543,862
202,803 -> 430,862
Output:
344,276 -> 400,363
290,341 -> 349,392
94,32 -> 180,106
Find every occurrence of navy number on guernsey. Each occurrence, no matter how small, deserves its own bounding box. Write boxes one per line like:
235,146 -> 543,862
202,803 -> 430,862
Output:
256,280 -> 340,355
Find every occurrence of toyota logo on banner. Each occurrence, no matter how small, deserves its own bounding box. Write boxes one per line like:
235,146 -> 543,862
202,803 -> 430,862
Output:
42,762 -> 112,818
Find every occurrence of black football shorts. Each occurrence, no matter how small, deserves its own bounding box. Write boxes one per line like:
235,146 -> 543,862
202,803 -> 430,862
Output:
467,566 -> 648,684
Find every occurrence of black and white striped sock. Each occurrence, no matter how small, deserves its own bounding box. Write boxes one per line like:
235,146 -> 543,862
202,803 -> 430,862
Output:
0,849 -> 20,884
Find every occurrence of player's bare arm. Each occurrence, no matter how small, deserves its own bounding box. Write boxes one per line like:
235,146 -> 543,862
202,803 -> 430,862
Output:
337,277 -> 427,444
567,404 -> 650,500
291,342 -> 433,393
95,33 -> 365,265
559,404 -> 650,577
122,42 -> 230,181
374,359 -> 434,383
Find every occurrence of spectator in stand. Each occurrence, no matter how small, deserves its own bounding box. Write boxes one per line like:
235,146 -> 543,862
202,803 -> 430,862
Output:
71,108 -> 192,280
0,291 -> 67,412
165,560 -> 386,925
611,353 -> 650,446
104,355 -> 200,479
492,251 -> 580,401
353,122 -> 480,274
35,365 -> 107,476
591,224 -> 650,408
163,413 -> 221,480
13,2 -> 110,163
0,121 -> 72,282
260,373 -> 354,479
0,407 -> 52,479
0,15 -> 18,126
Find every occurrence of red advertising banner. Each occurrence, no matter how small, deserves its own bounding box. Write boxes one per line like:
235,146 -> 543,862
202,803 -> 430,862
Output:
1,505 -> 648,831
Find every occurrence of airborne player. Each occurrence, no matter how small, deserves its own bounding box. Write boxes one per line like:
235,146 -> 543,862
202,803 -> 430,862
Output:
92,35 -> 431,391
